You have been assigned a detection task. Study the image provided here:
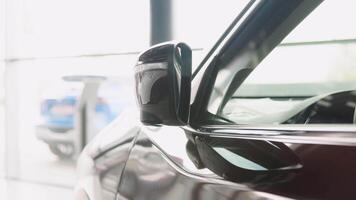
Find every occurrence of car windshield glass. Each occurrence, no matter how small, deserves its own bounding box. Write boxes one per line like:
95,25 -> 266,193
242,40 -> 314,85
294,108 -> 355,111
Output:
211,1 -> 356,125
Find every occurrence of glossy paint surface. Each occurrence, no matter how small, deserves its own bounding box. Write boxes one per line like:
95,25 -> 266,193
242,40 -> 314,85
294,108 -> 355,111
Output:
117,125 -> 356,200
75,110 -> 140,200
75,111 -> 356,200
116,126 -> 287,200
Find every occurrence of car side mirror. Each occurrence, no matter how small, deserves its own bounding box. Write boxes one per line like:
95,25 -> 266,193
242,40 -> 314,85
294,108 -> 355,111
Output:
134,42 -> 192,125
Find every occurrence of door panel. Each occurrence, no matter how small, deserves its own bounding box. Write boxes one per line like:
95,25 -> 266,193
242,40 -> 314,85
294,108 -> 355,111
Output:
190,127 -> 356,200
260,143 -> 356,199
117,129 -> 286,200
117,126 -> 356,200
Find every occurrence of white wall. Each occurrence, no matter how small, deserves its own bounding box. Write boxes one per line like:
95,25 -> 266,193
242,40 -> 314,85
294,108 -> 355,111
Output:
0,0 -> 5,177
3,0 -> 148,185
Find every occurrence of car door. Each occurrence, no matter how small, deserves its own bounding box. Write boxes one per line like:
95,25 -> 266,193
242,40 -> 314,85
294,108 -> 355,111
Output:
117,0 -> 356,199
191,0 -> 356,199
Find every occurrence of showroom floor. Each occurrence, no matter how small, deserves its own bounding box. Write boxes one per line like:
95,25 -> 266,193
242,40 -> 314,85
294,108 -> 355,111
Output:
0,177 -> 73,200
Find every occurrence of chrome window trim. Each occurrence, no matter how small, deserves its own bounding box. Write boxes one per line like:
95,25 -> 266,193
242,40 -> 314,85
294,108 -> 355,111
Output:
184,125 -> 356,147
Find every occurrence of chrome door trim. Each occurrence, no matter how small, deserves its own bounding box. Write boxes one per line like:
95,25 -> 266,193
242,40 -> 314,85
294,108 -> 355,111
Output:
184,125 -> 356,146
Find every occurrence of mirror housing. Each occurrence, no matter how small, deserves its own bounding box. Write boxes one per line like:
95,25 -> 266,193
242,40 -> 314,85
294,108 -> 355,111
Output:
134,42 -> 192,125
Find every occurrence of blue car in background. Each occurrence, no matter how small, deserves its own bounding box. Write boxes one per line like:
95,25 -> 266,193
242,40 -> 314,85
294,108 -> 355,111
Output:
36,79 -> 126,159
40,96 -> 118,132
40,95 -> 78,133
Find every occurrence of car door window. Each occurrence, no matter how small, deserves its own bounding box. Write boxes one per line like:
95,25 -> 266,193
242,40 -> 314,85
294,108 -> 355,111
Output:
208,1 -> 356,125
